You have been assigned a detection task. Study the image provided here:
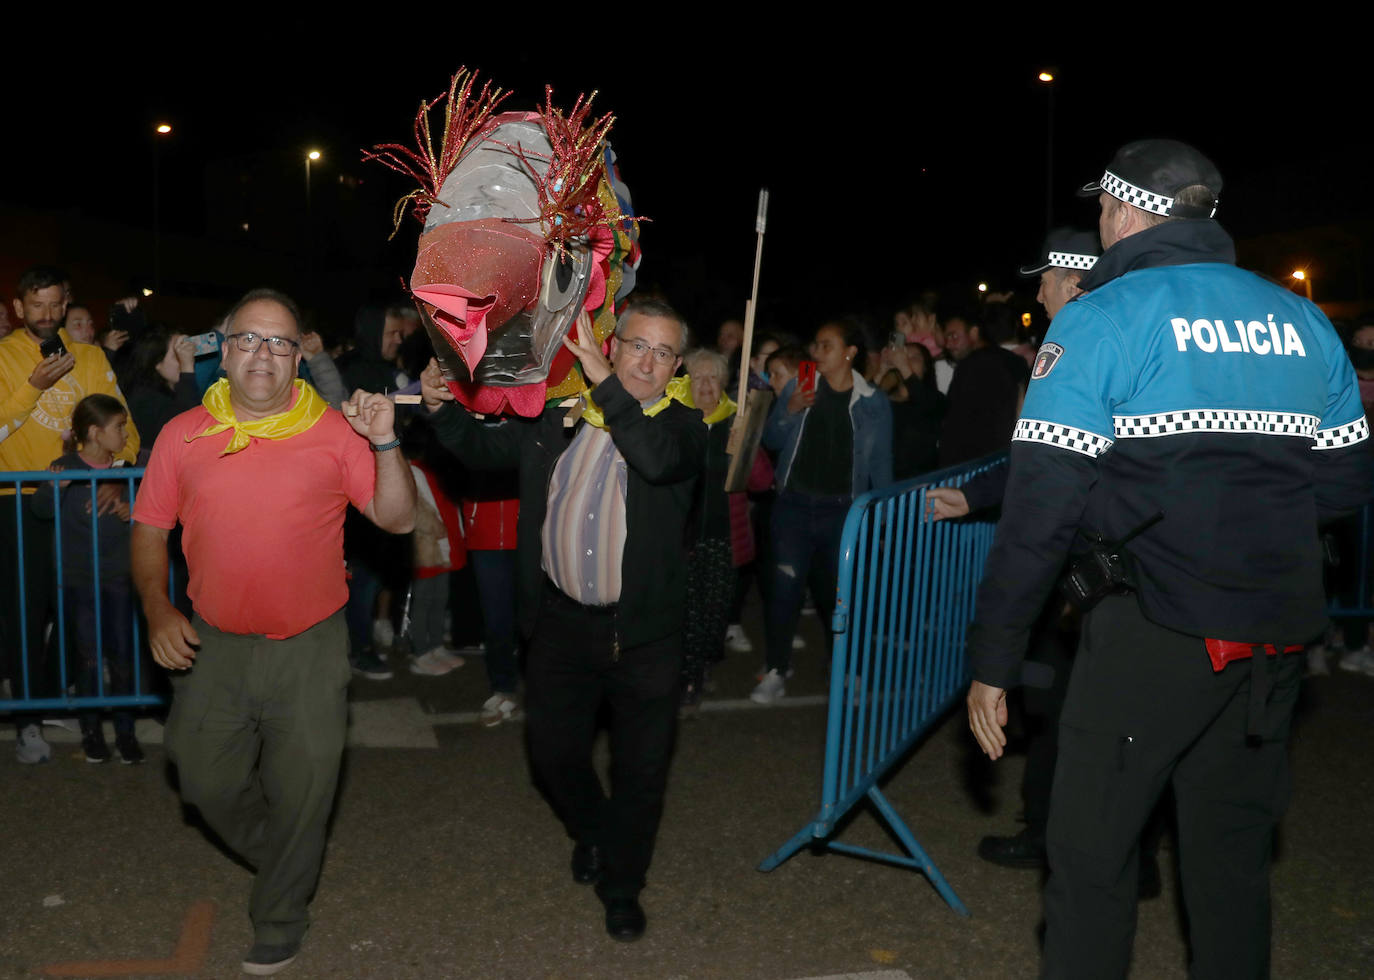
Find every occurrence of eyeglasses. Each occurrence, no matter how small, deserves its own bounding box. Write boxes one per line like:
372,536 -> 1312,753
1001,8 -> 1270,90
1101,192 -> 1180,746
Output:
621,337 -> 679,366
225,332 -> 300,356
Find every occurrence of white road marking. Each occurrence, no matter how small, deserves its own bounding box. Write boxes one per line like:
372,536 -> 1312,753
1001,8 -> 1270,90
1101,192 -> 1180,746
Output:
788,972 -> 912,980
0,695 -> 830,750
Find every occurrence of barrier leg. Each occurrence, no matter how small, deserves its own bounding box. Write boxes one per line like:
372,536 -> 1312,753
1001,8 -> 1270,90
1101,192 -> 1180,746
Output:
864,785 -> 969,916
757,819 -> 825,872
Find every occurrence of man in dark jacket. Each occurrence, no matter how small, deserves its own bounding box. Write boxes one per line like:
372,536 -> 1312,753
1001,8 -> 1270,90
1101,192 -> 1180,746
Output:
965,139 -> 1372,977
422,298 -> 704,942
937,303 -> 1030,467
341,305 -> 407,394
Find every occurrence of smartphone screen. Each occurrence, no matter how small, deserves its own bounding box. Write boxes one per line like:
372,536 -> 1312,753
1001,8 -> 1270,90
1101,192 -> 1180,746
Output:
188,331 -> 221,356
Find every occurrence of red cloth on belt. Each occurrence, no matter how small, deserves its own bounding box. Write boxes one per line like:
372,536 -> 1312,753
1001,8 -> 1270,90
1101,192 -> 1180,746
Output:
1204,638 -> 1303,673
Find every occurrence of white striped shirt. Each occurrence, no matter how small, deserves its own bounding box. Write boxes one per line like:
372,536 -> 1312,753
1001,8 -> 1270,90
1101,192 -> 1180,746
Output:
541,423 -> 628,605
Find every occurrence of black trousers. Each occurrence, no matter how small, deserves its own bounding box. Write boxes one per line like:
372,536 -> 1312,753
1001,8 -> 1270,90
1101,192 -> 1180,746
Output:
525,585 -> 682,898
0,494 -> 58,708
1042,595 -> 1301,980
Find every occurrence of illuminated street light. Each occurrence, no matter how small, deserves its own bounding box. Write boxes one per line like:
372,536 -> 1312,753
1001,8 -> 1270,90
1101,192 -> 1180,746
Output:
308,150 -> 321,161
141,287 -> 155,297
1292,269 -> 1312,301
1038,69 -> 1057,229
977,282 -> 988,293
152,123 -> 174,291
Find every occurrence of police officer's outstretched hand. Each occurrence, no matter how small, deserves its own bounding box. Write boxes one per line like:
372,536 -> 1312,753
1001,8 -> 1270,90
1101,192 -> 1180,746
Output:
967,680 -> 1008,759
926,487 -> 970,521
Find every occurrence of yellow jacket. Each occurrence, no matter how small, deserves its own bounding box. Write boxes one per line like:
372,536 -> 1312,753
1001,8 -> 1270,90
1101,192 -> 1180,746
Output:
0,328 -> 140,487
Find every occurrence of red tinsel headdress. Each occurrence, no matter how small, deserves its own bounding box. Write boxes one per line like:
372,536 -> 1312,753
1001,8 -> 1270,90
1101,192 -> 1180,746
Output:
361,67 -> 510,238
495,86 -> 629,254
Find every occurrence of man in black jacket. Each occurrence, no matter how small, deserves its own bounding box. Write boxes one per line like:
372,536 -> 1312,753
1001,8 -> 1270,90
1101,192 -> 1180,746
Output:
422,299 -> 704,942
965,140 -> 1372,977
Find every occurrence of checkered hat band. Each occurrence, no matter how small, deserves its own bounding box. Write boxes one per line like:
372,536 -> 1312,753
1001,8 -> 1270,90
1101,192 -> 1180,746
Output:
1112,409 -> 1320,440
1013,419 -> 1113,458
1100,170 -> 1173,216
1048,251 -> 1097,271
1313,416 -> 1370,450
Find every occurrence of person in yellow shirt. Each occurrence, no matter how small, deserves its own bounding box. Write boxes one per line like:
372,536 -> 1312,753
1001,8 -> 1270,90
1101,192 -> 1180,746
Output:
1,265 -> 139,764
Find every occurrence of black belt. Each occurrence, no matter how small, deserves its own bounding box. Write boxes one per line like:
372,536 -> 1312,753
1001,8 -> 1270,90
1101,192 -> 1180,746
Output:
542,577 -> 618,616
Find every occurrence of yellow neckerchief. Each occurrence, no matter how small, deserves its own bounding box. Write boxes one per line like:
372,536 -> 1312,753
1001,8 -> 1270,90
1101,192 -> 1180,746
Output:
579,375 -> 696,430
679,377 -> 737,425
187,378 -> 329,455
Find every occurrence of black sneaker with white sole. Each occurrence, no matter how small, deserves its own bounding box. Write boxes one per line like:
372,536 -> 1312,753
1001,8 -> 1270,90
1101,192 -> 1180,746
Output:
241,940 -> 300,976
82,730 -> 111,764
116,733 -> 145,764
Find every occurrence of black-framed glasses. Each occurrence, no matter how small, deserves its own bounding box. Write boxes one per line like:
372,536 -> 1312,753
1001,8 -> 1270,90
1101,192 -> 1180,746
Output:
225,332 -> 300,356
622,337 -> 678,365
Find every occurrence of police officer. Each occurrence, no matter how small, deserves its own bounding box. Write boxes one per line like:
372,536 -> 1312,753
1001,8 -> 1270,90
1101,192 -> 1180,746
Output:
1023,228 -> 1100,323
972,229 -> 1105,872
965,139 -> 1372,978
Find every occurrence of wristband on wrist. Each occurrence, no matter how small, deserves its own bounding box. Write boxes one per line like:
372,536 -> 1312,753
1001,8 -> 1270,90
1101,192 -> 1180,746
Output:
370,437 -> 401,452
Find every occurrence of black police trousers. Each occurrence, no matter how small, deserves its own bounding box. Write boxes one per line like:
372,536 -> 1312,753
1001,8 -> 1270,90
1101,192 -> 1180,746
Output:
1041,594 -> 1301,980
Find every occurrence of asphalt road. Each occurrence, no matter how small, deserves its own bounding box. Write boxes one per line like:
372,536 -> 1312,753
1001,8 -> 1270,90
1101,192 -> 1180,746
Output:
2,614 -> 1370,979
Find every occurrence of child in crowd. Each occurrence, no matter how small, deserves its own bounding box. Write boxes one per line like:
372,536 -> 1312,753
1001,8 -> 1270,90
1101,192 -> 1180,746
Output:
406,431 -> 469,676
33,394 -> 143,763
765,346 -> 804,400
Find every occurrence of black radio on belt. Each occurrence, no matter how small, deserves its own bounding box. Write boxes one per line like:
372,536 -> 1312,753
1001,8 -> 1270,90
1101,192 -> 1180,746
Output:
1060,511 -> 1163,612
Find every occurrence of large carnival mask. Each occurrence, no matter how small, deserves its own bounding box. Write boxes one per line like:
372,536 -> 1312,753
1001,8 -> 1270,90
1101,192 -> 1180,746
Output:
366,70 -> 641,416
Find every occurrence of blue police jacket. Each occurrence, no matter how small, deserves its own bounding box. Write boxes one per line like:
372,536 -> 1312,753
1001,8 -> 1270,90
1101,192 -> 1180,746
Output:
969,219 -> 1372,689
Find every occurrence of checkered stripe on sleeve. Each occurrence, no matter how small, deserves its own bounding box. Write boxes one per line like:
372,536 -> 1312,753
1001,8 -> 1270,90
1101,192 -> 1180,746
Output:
1313,416 -> 1370,450
1013,419 -> 1114,458
1113,409 -> 1320,439
1100,171 -> 1173,216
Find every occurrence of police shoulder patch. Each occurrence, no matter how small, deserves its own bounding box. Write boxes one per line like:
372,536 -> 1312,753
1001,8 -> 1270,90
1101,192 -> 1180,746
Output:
1031,342 -> 1064,380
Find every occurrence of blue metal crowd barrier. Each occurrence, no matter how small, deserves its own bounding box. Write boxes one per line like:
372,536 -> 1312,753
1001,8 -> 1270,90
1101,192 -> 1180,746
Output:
0,468 -> 165,713
758,452 -> 1009,917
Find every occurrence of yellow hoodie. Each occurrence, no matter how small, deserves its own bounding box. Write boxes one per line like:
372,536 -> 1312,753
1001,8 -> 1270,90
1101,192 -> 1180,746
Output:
0,327 -> 140,489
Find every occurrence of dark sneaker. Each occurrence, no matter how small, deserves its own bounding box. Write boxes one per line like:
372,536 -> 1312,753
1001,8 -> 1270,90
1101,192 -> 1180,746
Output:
977,828 -> 1047,869
116,733 -> 145,765
350,648 -> 393,680
241,941 -> 299,976
82,729 -> 111,764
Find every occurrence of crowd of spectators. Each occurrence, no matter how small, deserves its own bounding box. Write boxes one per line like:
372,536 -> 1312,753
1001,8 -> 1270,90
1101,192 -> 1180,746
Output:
2,264 -> 1370,760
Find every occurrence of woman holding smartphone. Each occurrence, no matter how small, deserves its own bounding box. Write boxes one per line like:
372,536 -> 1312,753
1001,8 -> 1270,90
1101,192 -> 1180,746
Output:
753,319 -> 893,704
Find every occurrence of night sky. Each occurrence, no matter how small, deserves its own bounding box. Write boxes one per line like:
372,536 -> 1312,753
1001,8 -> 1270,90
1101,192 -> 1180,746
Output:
6,21 -> 1367,339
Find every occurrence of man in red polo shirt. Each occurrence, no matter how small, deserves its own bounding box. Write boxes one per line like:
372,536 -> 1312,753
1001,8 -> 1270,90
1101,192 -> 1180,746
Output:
131,288 -> 415,977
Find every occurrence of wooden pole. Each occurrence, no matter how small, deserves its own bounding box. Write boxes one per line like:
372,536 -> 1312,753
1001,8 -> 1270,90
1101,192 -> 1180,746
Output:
727,189 -> 769,458
736,188 -> 768,410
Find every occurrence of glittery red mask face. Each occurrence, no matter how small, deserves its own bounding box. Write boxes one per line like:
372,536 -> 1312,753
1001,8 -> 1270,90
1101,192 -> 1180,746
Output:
410,114 -> 596,415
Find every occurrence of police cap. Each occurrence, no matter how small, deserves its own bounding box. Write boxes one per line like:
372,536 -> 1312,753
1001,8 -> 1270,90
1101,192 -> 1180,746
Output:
1078,139 -> 1222,219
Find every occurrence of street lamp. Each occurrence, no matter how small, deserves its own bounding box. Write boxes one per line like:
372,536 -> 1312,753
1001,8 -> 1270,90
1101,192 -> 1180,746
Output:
1038,69 -> 1057,231
305,150 -> 323,307
1292,269 -> 1312,301
153,122 -> 173,292
306,149 -> 321,203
